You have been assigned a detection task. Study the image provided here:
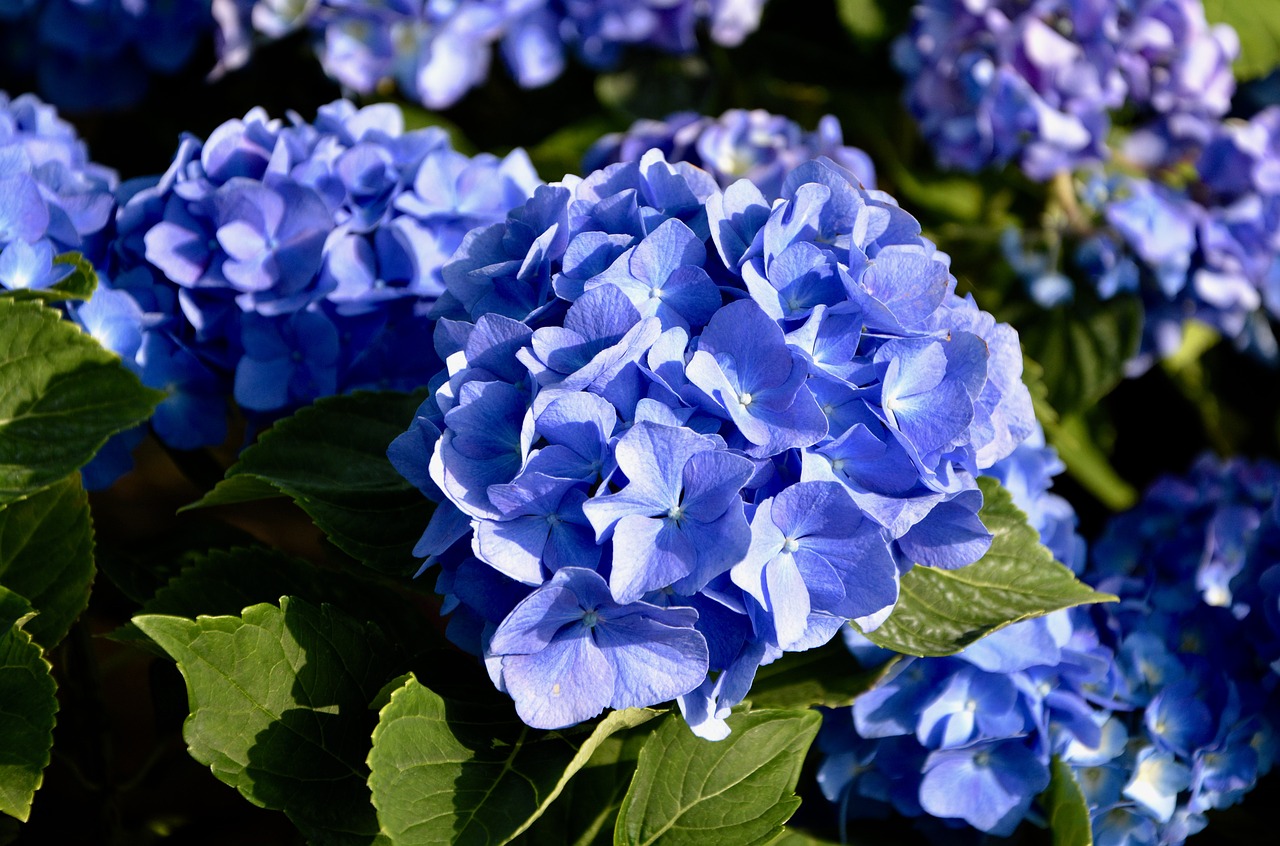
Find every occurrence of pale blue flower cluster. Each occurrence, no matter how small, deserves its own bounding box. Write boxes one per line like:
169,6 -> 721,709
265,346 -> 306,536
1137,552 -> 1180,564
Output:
213,0 -> 770,110
818,454 -> 1280,846
583,109 -> 876,202
388,150 -> 1037,736
0,91 -> 117,296
78,99 -> 539,482
896,0 -> 1238,178
0,1 -> 212,111
817,428 -> 1098,836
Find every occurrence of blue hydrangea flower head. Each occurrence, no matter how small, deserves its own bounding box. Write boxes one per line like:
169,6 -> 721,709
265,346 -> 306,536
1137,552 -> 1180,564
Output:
1,1 -> 213,111
896,0 -> 1238,179
0,90 -> 118,276
818,455 -> 1280,843
390,149 -> 1040,736
585,109 -> 877,201
90,99 -> 540,484
213,0 -> 770,110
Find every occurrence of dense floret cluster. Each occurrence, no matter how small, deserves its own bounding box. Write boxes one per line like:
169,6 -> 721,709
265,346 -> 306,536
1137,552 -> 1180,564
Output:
818,455 -> 1280,845
78,99 -> 539,481
583,109 -> 876,201
213,0 -> 770,109
1007,105 -> 1280,367
0,91 -> 117,295
0,1 -> 212,111
818,429 -> 1097,835
388,149 -> 1037,736
895,0 -> 1238,178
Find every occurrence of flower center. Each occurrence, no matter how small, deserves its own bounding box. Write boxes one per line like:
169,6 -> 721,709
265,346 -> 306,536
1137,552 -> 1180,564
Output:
582,610 -> 600,628
783,538 -> 800,553
739,392 -> 753,407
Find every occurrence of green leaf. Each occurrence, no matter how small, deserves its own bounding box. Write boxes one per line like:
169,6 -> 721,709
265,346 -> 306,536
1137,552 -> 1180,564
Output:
1010,295 -> 1141,415
0,475 -> 94,648
745,635 -> 897,709
0,300 -> 162,504
115,546 -> 440,657
768,830 -> 844,846
836,0 -> 887,41
614,709 -> 820,846
0,252 -> 98,304
0,593 -> 58,822
1024,356 -> 1136,512
1042,756 -> 1093,846
1205,0 -> 1280,79
524,730 -> 650,846
133,598 -> 399,846
1043,413 -> 1137,512
889,167 -> 985,222
529,117 -> 622,183
861,478 -> 1116,657
367,674 -> 657,845
185,390 -> 433,575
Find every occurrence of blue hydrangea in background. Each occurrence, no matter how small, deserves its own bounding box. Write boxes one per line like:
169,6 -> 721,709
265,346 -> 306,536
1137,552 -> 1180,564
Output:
0,91 -> 118,292
213,0 -> 770,110
818,454 -> 1280,845
0,1 -> 213,112
388,148 -> 1038,736
583,108 -> 876,201
77,99 -> 540,484
895,0 -> 1237,179
1004,103 -> 1280,370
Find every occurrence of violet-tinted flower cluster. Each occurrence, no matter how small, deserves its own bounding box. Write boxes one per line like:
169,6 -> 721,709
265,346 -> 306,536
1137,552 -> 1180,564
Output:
0,1 -> 212,112
79,99 -> 539,479
388,149 -> 1037,736
213,0 -> 770,110
818,455 -> 1280,846
1008,105 -> 1280,368
0,91 -> 117,296
896,0 -> 1238,179
583,108 -> 876,202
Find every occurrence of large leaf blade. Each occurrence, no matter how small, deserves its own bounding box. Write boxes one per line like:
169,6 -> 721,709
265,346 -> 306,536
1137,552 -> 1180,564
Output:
614,709 -> 820,846
0,475 -> 94,648
0,299 -> 161,503
367,674 -> 655,845
861,478 -> 1115,657
1205,0 -> 1280,79
0,590 -> 58,822
185,391 -> 432,575
133,598 -> 398,846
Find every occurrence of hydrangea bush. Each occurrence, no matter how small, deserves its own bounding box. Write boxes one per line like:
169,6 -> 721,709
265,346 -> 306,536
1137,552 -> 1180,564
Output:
2,1 -> 1280,844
